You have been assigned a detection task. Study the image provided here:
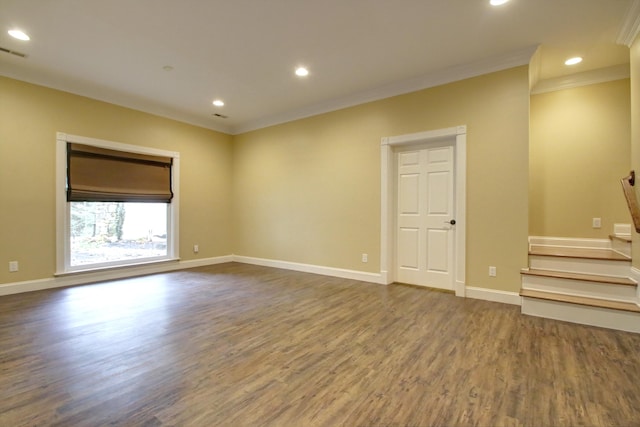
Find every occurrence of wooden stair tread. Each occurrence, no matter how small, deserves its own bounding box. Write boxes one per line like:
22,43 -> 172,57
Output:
521,268 -> 637,286
520,289 -> 640,313
529,245 -> 631,261
610,234 -> 632,243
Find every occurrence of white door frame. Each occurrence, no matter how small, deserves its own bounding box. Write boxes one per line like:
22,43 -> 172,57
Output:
380,125 -> 466,297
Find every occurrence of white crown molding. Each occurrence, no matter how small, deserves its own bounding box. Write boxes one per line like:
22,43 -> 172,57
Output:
617,0 -> 640,47
4,44 -> 537,136
528,47 -> 543,92
531,64 -> 630,95
0,64 -> 234,135
232,45 -> 538,135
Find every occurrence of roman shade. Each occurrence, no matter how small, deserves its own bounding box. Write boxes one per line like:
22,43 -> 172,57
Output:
67,143 -> 173,202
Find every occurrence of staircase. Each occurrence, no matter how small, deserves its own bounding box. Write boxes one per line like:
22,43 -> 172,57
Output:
520,233 -> 640,333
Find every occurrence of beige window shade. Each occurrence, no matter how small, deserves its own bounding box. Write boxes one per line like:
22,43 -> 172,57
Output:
67,143 -> 173,202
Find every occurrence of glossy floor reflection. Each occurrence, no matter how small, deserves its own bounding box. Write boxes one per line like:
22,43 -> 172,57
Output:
1,262 -> 639,426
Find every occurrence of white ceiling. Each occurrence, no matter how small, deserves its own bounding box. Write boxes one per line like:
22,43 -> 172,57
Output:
0,0 -> 636,134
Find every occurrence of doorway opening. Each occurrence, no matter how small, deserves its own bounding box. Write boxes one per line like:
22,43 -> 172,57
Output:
380,126 -> 466,296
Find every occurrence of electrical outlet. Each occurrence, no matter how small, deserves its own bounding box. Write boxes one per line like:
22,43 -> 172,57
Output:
592,218 -> 601,228
489,266 -> 496,277
193,244 -> 199,253
362,253 -> 368,263
9,261 -> 18,272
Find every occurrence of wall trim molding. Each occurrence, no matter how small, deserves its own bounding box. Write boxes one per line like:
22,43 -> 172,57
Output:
380,126 -> 467,297
55,132 -> 182,275
531,64 -> 630,95
234,46 -> 537,134
0,256 -> 233,296
2,255 -> 524,310
232,255 -> 387,285
465,286 -> 522,306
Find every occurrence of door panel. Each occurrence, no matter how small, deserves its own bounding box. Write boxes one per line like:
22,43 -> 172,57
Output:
398,228 -> 419,269
399,150 -> 419,165
427,171 -> 449,214
399,174 -> 420,214
426,229 -> 448,272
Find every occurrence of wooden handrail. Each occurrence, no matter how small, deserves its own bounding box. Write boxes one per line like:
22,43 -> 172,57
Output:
621,170 -> 640,233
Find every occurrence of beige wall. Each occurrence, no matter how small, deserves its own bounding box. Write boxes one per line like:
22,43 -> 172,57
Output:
631,37 -> 640,270
0,76 -> 233,284
233,66 -> 530,292
530,79 -> 631,238
0,67 -> 530,293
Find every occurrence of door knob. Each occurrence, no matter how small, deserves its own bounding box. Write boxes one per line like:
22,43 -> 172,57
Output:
448,219 -> 456,225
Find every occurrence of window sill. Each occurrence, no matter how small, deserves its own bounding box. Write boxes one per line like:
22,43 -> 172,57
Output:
54,258 -> 181,277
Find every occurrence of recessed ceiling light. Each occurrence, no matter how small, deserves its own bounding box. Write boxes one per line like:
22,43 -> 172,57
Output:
8,29 -> 30,41
490,0 -> 509,6
212,99 -> 224,107
295,67 -> 309,77
564,57 -> 583,66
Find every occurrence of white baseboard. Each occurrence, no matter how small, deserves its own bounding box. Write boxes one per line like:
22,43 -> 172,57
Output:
1,255 -> 520,308
0,256 -> 233,296
232,255 -> 386,284
529,236 -> 611,250
465,286 -> 522,306
180,256 -> 234,269
380,270 -> 390,285
0,277 -> 60,296
455,280 -> 465,297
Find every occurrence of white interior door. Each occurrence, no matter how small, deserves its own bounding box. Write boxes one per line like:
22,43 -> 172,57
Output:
396,143 -> 455,290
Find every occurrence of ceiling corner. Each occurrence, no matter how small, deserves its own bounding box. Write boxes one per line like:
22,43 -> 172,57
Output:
617,0 -> 640,47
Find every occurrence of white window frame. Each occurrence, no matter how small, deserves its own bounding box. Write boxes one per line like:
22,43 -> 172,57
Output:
56,132 -> 180,274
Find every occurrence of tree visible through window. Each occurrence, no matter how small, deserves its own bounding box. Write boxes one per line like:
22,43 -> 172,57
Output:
70,202 -> 168,266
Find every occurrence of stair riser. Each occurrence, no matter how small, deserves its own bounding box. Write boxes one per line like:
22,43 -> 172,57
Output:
521,275 -> 637,301
522,297 -> 640,333
528,237 -> 612,249
529,255 -> 631,276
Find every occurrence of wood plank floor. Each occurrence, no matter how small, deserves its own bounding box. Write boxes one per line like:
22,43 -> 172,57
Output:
1,262 -> 640,426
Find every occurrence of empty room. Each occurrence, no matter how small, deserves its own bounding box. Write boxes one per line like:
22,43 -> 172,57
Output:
1,0 -> 640,425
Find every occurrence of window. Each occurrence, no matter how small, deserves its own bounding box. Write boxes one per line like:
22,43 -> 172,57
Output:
69,202 -> 168,267
56,133 -> 180,273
